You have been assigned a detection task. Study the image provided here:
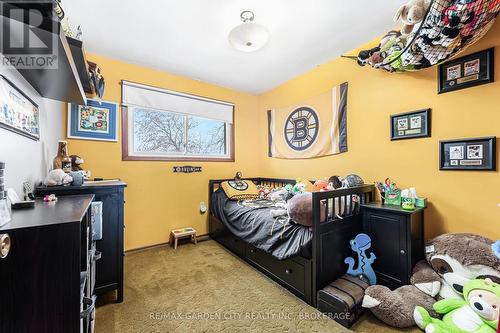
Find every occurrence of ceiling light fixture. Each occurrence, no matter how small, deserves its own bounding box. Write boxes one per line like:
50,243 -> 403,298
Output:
228,10 -> 269,52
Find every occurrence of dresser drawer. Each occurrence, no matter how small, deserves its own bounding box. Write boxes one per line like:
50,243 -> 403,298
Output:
246,245 -> 305,294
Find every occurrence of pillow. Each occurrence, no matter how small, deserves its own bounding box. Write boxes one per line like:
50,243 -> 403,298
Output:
221,180 -> 259,200
287,192 -> 326,227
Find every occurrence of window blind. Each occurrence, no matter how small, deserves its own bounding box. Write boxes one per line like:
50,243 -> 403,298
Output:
121,81 -> 234,124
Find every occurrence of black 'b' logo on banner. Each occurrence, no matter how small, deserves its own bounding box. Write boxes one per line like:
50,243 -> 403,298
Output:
284,107 -> 319,151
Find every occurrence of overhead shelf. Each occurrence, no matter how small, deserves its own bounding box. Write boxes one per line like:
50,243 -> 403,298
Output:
67,37 -> 94,95
1,2 -> 87,104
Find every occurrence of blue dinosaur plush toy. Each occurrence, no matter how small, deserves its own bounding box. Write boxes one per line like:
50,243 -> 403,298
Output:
345,233 -> 377,285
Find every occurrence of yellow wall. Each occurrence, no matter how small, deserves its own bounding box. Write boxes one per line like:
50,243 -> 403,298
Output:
66,54 -> 262,250
258,22 -> 500,240
68,22 -> 500,250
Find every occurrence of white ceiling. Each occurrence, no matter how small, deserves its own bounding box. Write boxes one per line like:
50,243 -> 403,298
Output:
63,0 -> 402,94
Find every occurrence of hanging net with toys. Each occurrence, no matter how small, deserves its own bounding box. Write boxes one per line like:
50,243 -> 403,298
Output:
349,0 -> 500,72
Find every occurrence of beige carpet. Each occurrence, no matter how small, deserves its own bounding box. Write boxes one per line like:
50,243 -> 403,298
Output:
96,240 -> 420,333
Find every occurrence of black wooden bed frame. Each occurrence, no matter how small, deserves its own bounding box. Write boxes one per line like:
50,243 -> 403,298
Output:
208,178 -> 374,307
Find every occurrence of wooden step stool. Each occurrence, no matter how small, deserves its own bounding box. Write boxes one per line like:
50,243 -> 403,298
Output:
170,227 -> 197,249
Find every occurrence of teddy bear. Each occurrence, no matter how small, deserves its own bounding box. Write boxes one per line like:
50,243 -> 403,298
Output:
393,0 -> 432,36
362,233 -> 500,328
414,278 -> 500,332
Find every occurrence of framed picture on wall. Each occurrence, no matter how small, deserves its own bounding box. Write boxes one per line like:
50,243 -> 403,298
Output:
438,48 -> 494,94
390,109 -> 431,140
439,137 -> 496,171
0,75 -> 40,141
68,99 -> 118,141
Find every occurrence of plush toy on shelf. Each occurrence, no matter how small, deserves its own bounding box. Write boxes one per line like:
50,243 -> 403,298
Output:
414,278 -> 500,333
43,169 -> 73,186
70,155 -> 84,171
394,0 -> 432,36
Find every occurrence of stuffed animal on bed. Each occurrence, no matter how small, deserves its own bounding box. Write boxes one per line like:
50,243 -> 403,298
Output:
362,233 -> 500,328
414,278 -> 500,333
313,179 -> 329,192
293,178 -> 314,194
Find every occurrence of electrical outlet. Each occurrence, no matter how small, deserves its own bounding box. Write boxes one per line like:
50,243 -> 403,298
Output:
200,201 -> 207,214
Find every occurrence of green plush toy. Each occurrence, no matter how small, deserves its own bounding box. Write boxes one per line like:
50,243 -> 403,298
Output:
414,278 -> 500,333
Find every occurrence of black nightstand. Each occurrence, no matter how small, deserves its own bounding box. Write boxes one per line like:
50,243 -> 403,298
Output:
361,202 -> 425,290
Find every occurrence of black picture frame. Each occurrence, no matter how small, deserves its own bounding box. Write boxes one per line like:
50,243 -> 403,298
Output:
438,48 -> 494,94
439,137 -> 496,171
390,109 -> 431,140
0,74 -> 40,141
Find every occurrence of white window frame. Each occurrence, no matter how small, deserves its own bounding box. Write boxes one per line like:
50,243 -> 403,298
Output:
121,81 -> 234,162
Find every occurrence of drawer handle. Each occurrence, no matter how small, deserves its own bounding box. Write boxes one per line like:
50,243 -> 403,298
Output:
285,268 -> 292,275
250,249 -> 256,253
400,249 -> 406,255
0,234 -> 11,259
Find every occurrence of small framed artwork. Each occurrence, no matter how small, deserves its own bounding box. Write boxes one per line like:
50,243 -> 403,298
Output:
390,109 -> 431,140
68,99 -> 118,141
0,75 -> 40,141
438,48 -> 494,94
439,137 -> 496,171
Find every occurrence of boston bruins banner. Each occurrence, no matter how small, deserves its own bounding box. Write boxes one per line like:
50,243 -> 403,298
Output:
267,82 -> 348,159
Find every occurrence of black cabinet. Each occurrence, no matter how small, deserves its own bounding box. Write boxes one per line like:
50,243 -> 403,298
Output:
36,181 -> 126,302
0,195 -> 93,333
361,203 -> 424,289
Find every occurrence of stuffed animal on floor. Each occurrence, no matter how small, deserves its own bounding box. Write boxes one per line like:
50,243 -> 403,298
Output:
421,233 -> 500,300
44,169 -> 73,186
393,0 -> 432,36
362,285 -> 438,328
362,233 -> 500,328
414,278 -> 500,333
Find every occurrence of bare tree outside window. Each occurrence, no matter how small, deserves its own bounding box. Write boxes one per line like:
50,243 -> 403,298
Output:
133,109 -> 227,157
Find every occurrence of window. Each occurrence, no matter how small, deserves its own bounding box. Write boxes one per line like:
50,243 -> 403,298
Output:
122,81 -> 234,161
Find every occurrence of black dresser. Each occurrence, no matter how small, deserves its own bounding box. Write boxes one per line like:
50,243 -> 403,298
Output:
361,202 -> 425,290
36,180 -> 127,302
0,195 -> 94,333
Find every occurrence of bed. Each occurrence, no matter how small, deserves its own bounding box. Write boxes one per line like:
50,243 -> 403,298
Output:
209,178 -> 374,306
